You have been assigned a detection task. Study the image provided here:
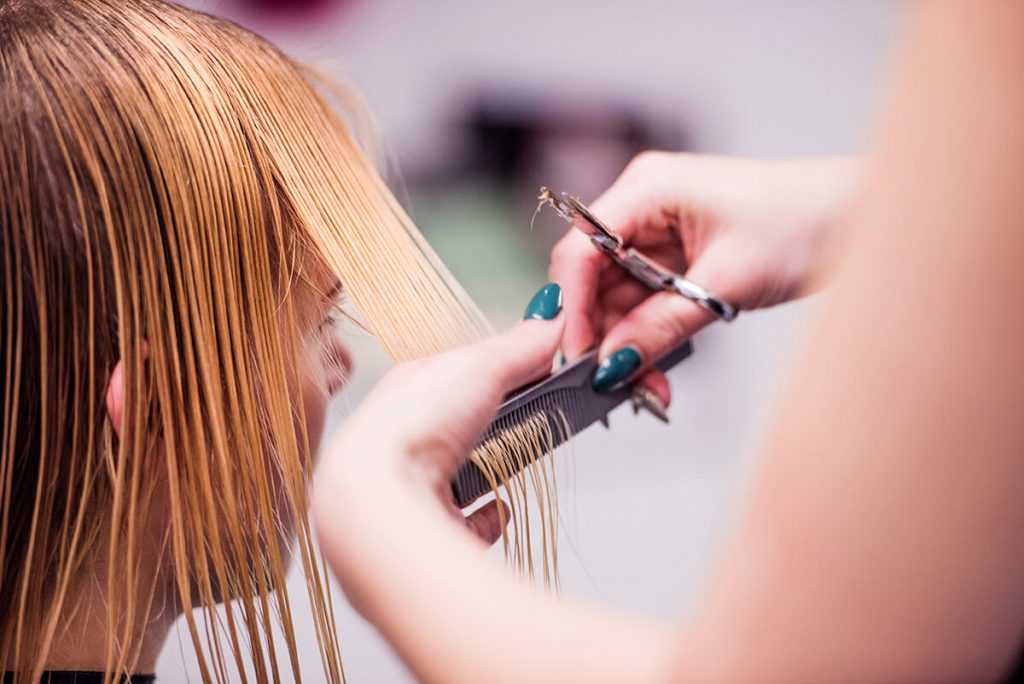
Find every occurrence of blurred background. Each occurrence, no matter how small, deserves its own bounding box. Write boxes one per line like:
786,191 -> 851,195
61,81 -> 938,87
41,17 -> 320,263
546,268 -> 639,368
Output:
162,1 -> 904,680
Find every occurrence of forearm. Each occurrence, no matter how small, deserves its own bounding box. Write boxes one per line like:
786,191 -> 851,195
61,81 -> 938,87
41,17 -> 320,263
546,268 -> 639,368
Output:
667,3 -> 1024,680
317,456 -> 674,684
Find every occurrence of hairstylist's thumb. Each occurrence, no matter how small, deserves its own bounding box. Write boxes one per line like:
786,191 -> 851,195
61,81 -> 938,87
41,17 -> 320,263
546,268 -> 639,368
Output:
476,282 -> 565,395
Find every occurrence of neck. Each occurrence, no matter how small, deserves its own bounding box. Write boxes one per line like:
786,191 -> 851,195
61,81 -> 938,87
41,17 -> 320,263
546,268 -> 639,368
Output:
44,563 -> 177,674
43,490 -> 178,675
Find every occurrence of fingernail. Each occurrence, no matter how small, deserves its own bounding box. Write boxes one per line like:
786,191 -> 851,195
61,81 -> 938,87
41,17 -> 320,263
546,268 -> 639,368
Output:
523,282 -> 563,321
591,346 -> 642,393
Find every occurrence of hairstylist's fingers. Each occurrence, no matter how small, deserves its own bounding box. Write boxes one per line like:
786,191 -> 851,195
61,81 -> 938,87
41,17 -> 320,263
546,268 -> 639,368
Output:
587,151 -> 681,245
476,315 -> 566,394
597,279 -> 654,331
636,369 -> 672,409
464,499 -> 509,546
547,153 -> 675,357
548,230 -> 602,359
454,283 -> 565,397
597,290 -> 716,383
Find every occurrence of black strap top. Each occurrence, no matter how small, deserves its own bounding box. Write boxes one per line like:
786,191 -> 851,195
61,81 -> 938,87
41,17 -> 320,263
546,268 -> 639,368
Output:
3,673 -> 155,683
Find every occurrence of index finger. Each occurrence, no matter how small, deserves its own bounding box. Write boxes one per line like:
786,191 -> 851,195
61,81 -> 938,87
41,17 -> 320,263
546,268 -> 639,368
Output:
546,159 -> 676,358
548,228 -> 604,359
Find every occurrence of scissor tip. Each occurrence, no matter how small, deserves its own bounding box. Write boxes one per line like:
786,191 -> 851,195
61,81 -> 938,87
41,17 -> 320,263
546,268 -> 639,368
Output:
632,387 -> 670,424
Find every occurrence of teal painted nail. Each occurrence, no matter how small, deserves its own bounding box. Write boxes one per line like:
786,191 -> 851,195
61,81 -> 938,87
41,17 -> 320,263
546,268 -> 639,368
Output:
592,346 -> 642,393
523,282 -> 563,321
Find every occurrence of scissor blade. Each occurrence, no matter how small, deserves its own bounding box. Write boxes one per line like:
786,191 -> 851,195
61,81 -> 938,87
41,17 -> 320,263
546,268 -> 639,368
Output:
538,187 -> 623,251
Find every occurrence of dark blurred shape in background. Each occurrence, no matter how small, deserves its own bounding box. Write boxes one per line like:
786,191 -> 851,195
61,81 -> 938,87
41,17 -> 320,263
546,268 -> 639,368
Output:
400,89 -> 688,318
234,0 -> 353,26
456,91 -> 686,189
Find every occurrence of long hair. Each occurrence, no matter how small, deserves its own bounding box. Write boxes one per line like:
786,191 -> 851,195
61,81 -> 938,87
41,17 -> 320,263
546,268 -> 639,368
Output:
0,0 -> 490,680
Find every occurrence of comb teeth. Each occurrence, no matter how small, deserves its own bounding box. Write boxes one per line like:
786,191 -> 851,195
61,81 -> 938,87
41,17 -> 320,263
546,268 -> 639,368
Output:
450,459 -> 495,509
450,340 -> 692,507
452,390 -> 579,508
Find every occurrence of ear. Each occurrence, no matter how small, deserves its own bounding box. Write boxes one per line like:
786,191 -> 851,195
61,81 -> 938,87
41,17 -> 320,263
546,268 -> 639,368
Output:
105,359 -> 127,438
105,341 -> 149,439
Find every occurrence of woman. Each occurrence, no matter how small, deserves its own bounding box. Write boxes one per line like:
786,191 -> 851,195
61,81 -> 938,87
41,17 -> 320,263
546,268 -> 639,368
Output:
315,2 -> 1024,682
0,0 -> 490,680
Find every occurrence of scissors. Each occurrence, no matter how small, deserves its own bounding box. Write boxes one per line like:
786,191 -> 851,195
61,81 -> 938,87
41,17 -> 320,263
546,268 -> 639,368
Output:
450,188 -> 738,507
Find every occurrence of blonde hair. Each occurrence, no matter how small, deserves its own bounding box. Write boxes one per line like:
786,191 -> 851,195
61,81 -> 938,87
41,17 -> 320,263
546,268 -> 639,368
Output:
0,0 -> 496,680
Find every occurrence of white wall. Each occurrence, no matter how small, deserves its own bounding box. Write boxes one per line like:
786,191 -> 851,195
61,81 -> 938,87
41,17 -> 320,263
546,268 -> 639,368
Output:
159,2 -> 904,681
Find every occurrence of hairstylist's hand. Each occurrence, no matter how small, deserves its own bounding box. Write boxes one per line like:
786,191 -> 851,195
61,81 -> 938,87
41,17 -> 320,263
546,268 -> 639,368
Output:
313,284 -> 564,617
550,153 -> 859,404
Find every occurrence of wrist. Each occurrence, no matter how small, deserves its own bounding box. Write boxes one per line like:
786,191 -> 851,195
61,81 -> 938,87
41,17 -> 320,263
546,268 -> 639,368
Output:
766,156 -> 864,296
801,156 -> 865,287
314,436 -> 471,596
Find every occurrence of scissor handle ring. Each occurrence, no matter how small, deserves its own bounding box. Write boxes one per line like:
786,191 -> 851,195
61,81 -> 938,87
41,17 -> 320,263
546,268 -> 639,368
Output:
670,277 -> 739,322
542,187 -> 740,322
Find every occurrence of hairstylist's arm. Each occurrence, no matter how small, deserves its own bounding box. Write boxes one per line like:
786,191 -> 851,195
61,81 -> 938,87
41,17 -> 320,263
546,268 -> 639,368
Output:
669,3 -> 1024,679
313,311 -> 674,684
314,4 -> 1024,682
550,154 -> 861,403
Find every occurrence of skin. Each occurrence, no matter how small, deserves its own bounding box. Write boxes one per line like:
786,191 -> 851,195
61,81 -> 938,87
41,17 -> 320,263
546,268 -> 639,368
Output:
548,154 -> 861,405
45,276 -> 351,673
314,2 -> 1024,682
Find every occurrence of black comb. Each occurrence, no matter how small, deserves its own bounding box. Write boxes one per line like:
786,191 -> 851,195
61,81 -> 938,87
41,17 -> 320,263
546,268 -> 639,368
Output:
450,339 -> 692,507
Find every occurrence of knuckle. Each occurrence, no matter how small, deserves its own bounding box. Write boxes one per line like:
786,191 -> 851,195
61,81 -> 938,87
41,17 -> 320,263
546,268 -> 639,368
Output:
642,299 -> 692,351
625,149 -> 668,176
